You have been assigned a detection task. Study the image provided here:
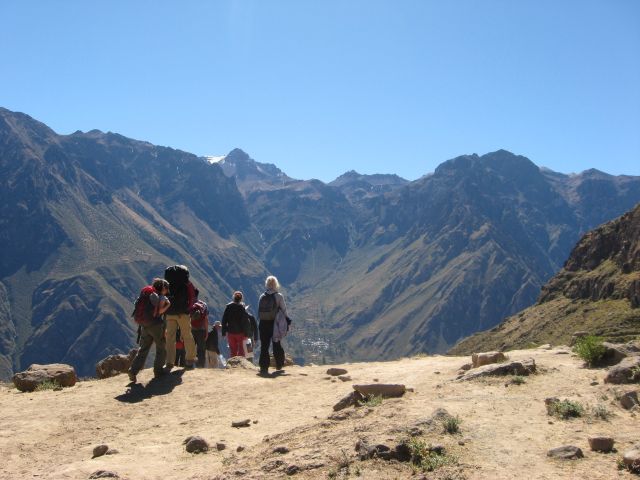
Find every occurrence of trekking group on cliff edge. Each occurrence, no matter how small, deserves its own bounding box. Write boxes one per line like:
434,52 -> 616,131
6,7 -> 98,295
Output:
128,265 -> 290,382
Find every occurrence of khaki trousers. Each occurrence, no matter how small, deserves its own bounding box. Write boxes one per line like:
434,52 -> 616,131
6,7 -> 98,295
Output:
165,313 -> 196,366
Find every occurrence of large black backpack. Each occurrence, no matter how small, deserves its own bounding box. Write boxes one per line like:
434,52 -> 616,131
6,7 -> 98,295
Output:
258,292 -> 278,321
164,265 -> 190,314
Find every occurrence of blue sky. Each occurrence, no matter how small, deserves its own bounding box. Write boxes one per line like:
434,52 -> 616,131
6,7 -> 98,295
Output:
1,1 -> 638,181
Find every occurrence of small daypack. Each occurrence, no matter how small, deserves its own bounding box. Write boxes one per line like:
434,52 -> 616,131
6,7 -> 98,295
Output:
132,285 -> 158,326
258,292 -> 278,321
190,300 -> 209,330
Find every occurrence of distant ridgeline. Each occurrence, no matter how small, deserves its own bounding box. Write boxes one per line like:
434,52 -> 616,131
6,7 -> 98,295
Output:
450,203 -> 640,354
1,106 -> 640,379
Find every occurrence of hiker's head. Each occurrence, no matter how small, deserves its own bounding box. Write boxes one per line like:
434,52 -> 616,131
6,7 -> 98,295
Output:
265,275 -> 280,291
152,278 -> 169,294
233,291 -> 243,303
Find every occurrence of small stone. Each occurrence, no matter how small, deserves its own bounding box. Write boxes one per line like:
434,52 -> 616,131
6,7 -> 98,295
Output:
434,371 -> 441,375
252,419 -> 259,424
185,436 -> 209,453
285,464 -> 300,475
326,368 -> 348,376
232,419 -> 251,428
92,445 -> 109,458
620,390 -> 639,410
237,445 -> 246,452
590,381 -> 599,386
547,445 -> 584,460
458,440 -> 465,446
216,442 -> 226,451
588,436 -> 614,453
338,375 -> 352,382
88,471 -> 120,479
459,363 -> 472,371
273,446 -> 290,454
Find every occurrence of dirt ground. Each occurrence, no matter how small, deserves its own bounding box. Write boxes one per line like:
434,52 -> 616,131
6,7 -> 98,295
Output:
0,347 -> 638,480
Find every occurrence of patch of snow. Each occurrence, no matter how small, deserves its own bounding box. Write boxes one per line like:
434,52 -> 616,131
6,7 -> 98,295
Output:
205,155 -> 226,164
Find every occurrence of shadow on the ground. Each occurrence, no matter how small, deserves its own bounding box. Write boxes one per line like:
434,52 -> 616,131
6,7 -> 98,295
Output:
115,370 -> 184,403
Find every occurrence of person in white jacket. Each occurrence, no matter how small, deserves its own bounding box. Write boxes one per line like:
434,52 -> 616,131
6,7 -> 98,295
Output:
257,275 -> 289,376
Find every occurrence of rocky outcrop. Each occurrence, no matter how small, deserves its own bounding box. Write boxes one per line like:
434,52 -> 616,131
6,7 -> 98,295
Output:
353,384 -> 406,398
547,445 -> 584,460
471,351 -> 506,368
12,363 -> 77,392
604,356 -> 640,384
459,358 -> 536,381
95,349 -> 137,379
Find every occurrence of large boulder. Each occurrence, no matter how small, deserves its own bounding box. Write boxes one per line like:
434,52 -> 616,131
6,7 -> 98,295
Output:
588,437 -> 614,453
601,342 -> 640,366
353,384 -> 406,398
459,358 -> 536,381
620,390 -> 639,410
604,356 -> 640,384
471,351 -> 506,368
12,363 -> 77,392
95,349 -> 137,379
622,449 -> 640,472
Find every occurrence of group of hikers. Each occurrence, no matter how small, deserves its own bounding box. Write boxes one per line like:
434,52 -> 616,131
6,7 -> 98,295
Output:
128,265 -> 290,382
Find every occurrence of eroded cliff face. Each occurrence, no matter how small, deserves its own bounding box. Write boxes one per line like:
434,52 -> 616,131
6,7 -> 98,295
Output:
451,204 -> 640,355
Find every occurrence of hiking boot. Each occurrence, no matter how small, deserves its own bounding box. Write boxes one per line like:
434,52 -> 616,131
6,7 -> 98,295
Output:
153,369 -> 167,379
258,368 -> 269,377
128,371 -> 137,383
163,364 -> 174,374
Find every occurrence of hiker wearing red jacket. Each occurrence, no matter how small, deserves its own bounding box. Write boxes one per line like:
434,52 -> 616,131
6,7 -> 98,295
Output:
221,291 -> 251,358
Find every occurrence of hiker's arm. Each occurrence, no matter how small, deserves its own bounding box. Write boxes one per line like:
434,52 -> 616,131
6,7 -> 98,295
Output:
157,298 -> 171,315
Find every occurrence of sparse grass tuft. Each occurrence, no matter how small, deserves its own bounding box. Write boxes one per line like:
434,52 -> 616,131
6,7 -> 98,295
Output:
511,375 -> 526,385
631,365 -> 640,382
359,394 -> 383,408
34,380 -> 60,392
407,438 -> 458,472
591,404 -> 612,421
550,400 -> 584,419
442,415 -> 462,434
573,335 -> 606,367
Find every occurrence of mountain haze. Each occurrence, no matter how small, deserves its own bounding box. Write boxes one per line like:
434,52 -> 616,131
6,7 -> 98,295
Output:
1,106 -> 640,379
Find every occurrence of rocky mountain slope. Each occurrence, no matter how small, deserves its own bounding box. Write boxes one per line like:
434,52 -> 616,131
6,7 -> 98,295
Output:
451,203 -> 640,354
2,106 -> 640,379
2,348 -> 639,479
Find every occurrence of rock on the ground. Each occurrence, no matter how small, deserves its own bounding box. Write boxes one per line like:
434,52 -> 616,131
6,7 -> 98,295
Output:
547,445 -> 584,460
333,391 -> 364,411
588,436 -> 614,452
472,351 -> 507,368
95,349 -> 137,379
270,354 -> 295,368
185,436 -> 209,453
92,444 -> 109,458
226,357 -> 257,370
460,358 -> 536,381
570,331 -> 589,346
12,363 -> 77,392
216,442 -> 226,451
620,390 -> 639,410
232,419 -> 251,428
601,342 -> 640,366
459,363 -> 472,371
236,445 -> 246,452
604,356 -> 640,384
623,449 -> 640,470
88,471 -> 120,479
326,367 -> 348,376
285,464 -> 300,475
273,446 -> 290,454
353,384 -> 406,398
338,375 -> 351,382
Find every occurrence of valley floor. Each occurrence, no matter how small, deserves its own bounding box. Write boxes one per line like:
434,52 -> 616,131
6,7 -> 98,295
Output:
0,348 -> 638,479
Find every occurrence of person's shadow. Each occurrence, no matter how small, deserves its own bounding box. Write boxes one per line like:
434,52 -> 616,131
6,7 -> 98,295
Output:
115,370 -> 184,403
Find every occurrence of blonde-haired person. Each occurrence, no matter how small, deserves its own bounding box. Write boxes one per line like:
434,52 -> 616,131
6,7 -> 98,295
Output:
257,275 -> 289,376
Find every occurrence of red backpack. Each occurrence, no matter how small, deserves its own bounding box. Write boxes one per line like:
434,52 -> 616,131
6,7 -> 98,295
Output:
190,300 -> 209,330
132,285 -> 159,326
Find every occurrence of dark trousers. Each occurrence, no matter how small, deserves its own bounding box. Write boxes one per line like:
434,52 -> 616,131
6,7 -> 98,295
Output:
259,320 -> 284,371
192,329 -> 207,367
130,322 -> 166,376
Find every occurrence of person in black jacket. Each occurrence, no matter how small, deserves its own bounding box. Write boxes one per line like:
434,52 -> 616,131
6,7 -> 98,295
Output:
221,291 -> 251,358
206,321 -> 222,367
